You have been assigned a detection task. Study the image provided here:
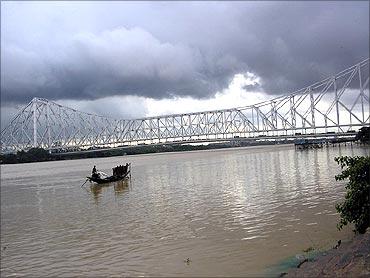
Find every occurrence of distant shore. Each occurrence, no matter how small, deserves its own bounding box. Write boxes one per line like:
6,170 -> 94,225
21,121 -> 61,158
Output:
284,231 -> 370,277
0,140 -> 289,164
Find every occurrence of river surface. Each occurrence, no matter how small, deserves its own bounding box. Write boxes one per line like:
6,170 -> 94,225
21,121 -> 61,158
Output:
1,144 -> 369,277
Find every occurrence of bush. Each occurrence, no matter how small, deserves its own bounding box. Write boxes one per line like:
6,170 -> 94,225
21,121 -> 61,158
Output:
0,147 -> 52,164
27,147 -> 51,161
335,156 -> 370,234
0,153 -> 18,164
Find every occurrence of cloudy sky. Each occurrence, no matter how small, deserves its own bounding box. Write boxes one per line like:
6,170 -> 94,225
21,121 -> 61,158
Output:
1,1 -> 369,127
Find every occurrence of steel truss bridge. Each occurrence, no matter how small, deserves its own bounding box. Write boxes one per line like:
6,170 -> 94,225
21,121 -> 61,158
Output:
1,59 -> 369,154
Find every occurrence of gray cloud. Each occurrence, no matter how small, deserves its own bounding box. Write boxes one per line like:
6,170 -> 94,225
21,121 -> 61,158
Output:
1,1 -> 368,106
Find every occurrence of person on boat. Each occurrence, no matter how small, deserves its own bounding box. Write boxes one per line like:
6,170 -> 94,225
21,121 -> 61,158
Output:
92,165 -> 98,178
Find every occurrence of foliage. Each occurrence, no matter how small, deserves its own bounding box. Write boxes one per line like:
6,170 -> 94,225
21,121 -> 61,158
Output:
27,148 -> 52,161
335,156 -> 370,234
0,153 -> 18,164
0,148 -> 52,164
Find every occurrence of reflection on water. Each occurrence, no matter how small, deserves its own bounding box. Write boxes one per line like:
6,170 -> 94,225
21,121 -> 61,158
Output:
1,144 -> 369,277
88,179 -> 130,201
113,179 -> 130,196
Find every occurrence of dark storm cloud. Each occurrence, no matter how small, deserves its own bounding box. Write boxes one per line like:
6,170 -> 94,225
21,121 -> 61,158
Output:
1,26 -> 231,103
1,1 -> 368,105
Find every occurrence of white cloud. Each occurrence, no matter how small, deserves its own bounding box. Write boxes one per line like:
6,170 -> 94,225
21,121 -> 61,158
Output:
58,95 -> 148,120
144,72 -> 268,117
45,72 -> 269,121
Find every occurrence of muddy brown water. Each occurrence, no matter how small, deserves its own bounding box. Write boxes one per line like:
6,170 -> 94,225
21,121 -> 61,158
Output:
1,144 -> 369,276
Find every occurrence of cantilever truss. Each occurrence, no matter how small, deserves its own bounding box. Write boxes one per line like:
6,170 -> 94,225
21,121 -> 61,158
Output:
1,59 -> 369,153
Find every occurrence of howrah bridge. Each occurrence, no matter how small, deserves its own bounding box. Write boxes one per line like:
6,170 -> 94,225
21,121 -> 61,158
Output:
1,58 -> 369,154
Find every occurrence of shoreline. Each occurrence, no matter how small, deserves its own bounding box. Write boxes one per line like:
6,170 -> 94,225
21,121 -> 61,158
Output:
1,142 -> 296,165
283,231 -> 370,277
2,140 -> 367,165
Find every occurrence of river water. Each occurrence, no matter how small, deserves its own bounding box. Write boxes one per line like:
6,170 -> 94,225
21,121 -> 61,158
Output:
1,144 -> 369,277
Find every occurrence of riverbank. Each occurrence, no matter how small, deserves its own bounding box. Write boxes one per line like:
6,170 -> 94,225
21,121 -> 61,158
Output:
284,231 -> 370,277
2,140 -> 369,165
0,140 -> 292,164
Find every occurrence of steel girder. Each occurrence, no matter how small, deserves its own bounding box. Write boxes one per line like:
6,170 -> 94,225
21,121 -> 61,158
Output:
1,58 -> 369,153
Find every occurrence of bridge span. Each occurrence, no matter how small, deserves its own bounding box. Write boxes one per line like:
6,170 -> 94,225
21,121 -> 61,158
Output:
1,59 -> 369,154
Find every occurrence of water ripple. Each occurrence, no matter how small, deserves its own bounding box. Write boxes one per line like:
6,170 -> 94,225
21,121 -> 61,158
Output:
1,145 -> 369,276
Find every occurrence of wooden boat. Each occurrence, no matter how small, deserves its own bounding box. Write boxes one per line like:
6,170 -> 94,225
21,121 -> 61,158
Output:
87,163 -> 131,184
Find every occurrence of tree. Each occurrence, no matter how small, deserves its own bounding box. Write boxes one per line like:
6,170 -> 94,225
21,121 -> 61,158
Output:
27,147 -> 51,161
335,156 -> 370,234
1,148 -> 52,164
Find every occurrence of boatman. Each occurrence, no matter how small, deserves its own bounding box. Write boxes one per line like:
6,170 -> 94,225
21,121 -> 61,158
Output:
92,165 -> 99,178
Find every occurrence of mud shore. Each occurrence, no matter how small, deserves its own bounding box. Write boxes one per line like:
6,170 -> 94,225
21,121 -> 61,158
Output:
285,231 -> 370,277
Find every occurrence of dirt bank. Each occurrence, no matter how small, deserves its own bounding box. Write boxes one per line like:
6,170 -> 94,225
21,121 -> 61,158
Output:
285,231 -> 370,277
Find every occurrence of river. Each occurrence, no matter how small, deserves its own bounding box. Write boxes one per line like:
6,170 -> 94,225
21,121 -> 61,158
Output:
1,144 -> 369,276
